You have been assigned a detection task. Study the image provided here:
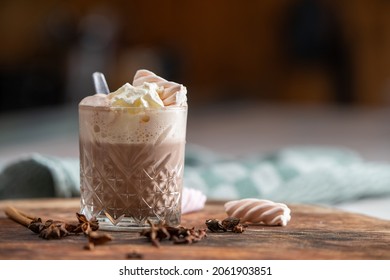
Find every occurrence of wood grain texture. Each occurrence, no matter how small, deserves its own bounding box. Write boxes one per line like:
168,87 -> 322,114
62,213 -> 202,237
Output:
0,198 -> 389,260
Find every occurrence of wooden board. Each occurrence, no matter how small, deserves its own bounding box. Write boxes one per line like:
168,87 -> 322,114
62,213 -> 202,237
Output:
0,198 -> 389,260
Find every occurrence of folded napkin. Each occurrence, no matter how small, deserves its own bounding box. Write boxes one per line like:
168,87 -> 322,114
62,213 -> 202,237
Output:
1,145 -> 390,205
184,145 -> 390,204
0,154 -> 79,199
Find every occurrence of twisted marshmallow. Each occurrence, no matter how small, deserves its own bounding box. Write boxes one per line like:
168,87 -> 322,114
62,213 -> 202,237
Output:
181,187 -> 207,214
224,198 -> 291,226
133,69 -> 187,106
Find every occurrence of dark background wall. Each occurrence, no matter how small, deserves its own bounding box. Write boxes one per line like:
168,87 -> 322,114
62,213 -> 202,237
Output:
1,0 -> 390,112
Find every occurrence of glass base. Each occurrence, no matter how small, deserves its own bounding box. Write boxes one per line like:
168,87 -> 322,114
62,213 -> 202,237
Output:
96,215 -> 180,232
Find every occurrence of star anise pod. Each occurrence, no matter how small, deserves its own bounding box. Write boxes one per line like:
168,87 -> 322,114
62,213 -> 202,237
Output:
141,220 -> 207,247
165,226 -> 189,238
140,219 -> 163,247
205,219 -> 226,232
84,231 -> 113,250
126,251 -> 143,259
64,221 -> 82,233
73,213 -> 99,234
221,217 -> 241,231
206,217 -> 247,234
172,228 -> 208,244
38,220 -> 69,239
28,218 -> 44,233
232,224 -> 247,233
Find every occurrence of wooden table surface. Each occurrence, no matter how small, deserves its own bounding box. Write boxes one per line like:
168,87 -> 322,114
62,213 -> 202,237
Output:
0,198 -> 389,260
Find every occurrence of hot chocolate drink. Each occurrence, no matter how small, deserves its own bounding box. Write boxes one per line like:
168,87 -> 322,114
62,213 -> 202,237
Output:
79,70 -> 187,230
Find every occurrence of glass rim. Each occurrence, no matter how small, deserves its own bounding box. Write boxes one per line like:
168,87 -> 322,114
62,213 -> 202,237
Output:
79,104 -> 188,111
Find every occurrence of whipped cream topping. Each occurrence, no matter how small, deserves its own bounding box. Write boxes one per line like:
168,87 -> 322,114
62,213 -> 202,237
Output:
107,82 -> 164,108
80,69 -> 187,108
224,198 -> 291,226
79,93 -> 110,107
133,69 -> 187,106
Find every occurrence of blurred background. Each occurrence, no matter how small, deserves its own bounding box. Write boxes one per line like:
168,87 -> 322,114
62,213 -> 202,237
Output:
1,0 -> 390,218
2,0 -> 390,158
1,0 -> 390,111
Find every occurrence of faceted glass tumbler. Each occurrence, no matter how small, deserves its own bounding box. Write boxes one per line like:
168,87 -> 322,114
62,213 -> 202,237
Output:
79,105 -> 187,231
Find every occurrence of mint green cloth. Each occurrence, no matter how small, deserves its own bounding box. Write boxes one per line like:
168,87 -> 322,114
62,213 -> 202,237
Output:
185,146 -> 390,203
0,154 -> 79,199
1,145 -> 390,204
